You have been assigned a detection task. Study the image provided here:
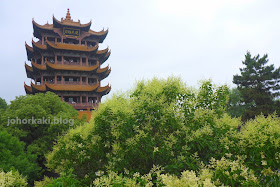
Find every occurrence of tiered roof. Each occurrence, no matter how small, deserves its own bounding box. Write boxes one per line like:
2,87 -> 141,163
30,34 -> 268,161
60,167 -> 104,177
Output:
25,60 -> 111,79
24,81 -> 111,94
32,9 -> 108,42
25,41 -> 110,62
24,9 -> 112,109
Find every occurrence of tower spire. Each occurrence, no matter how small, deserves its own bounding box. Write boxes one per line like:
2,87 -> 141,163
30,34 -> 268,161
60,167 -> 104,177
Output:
66,8 -> 71,20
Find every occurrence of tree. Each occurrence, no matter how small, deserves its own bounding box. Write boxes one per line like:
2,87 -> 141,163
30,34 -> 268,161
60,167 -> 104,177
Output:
226,88 -> 252,118
0,97 -> 7,110
46,77 -> 230,185
0,92 -> 85,180
233,52 -> 280,120
0,130 -> 40,182
0,170 -> 28,187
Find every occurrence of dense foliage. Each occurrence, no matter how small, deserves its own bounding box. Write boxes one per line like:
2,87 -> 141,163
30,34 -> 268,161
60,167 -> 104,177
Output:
47,77 -> 231,185
1,71 -> 280,186
0,170 -> 28,187
0,92 -> 85,182
0,130 -> 40,182
233,52 -> 280,120
44,77 -> 280,186
226,88 -> 249,118
0,97 -> 7,110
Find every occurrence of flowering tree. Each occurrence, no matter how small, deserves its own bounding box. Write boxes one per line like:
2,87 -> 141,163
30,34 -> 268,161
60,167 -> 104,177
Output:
47,77 -> 230,185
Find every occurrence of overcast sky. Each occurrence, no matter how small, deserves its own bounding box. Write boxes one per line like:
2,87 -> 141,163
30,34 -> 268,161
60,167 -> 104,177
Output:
1,0 -> 280,103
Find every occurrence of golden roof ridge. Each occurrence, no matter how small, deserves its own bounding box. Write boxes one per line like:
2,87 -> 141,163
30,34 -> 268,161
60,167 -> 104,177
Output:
97,84 -> 111,95
45,60 -> 99,71
24,83 -> 33,94
31,82 -> 47,92
25,62 -> 33,72
46,40 -> 98,52
32,19 -> 53,30
32,39 -> 47,50
31,60 -> 47,70
96,64 -> 110,73
45,81 -> 100,91
97,47 -> 109,55
25,42 -> 34,52
53,14 -> 92,28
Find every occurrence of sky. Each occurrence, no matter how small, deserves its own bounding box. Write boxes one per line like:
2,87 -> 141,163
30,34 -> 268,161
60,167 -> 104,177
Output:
1,0 -> 280,103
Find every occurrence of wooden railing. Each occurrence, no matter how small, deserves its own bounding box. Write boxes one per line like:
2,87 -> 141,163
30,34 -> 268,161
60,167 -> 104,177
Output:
67,102 -> 97,109
56,61 -> 87,66
45,81 -> 98,85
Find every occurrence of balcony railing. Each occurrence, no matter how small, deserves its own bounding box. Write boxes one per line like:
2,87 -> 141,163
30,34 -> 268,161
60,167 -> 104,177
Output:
67,102 -> 97,110
56,81 -> 89,85
45,81 -> 97,85
63,81 -> 81,85
56,61 -> 87,66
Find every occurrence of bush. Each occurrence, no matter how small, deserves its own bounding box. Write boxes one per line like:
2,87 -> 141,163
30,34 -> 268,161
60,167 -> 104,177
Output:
0,92 -> 85,181
34,172 -> 81,187
0,170 -> 27,187
46,77 -> 280,186
0,130 -> 40,182
47,77 -> 230,185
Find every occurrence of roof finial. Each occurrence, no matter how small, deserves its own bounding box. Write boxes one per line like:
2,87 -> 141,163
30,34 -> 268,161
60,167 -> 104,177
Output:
66,8 -> 71,20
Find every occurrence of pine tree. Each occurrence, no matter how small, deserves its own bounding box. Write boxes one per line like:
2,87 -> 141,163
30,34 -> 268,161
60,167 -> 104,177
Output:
233,52 -> 280,120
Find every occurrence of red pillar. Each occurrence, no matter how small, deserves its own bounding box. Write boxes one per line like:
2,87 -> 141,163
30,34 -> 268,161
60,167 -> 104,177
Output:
41,74 -> 44,84
54,74 -> 57,84
55,54 -> 57,64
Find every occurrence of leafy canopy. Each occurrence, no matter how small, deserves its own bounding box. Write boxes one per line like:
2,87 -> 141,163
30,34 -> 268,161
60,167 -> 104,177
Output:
0,92 -> 85,180
47,77 -> 230,185
0,97 -> 7,110
46,76 -> 280,186
0,130 -> 40,182
233,52 -> 280,120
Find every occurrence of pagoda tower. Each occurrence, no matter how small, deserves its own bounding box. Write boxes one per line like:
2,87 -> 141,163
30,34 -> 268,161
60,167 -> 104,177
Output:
24,9 -> 111,111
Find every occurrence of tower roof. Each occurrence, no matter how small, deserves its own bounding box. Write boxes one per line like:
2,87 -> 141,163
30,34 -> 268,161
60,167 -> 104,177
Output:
32,9 -> 108,41
65,8 -> 71,20
45,60 -> 100,72
25,82 -> 111,95
46,40 -> 98,52
24,10 -> 112,106
53,9 -> 91,31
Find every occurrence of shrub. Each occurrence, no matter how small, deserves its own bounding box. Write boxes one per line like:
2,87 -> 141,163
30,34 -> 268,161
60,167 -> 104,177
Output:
0,130 -> 40,182
0,170 -> 27,187
47,77 -> 230,185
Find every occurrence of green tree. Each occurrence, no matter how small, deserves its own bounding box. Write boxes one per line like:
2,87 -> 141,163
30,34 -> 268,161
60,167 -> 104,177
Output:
233,52 -> 280,120
226,88 -> 252,118
0,130 -> 40,182
0,97 -> 7,110
0,92 -> 85,180
47,77 -> 230,185
0,170 -> 28,187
